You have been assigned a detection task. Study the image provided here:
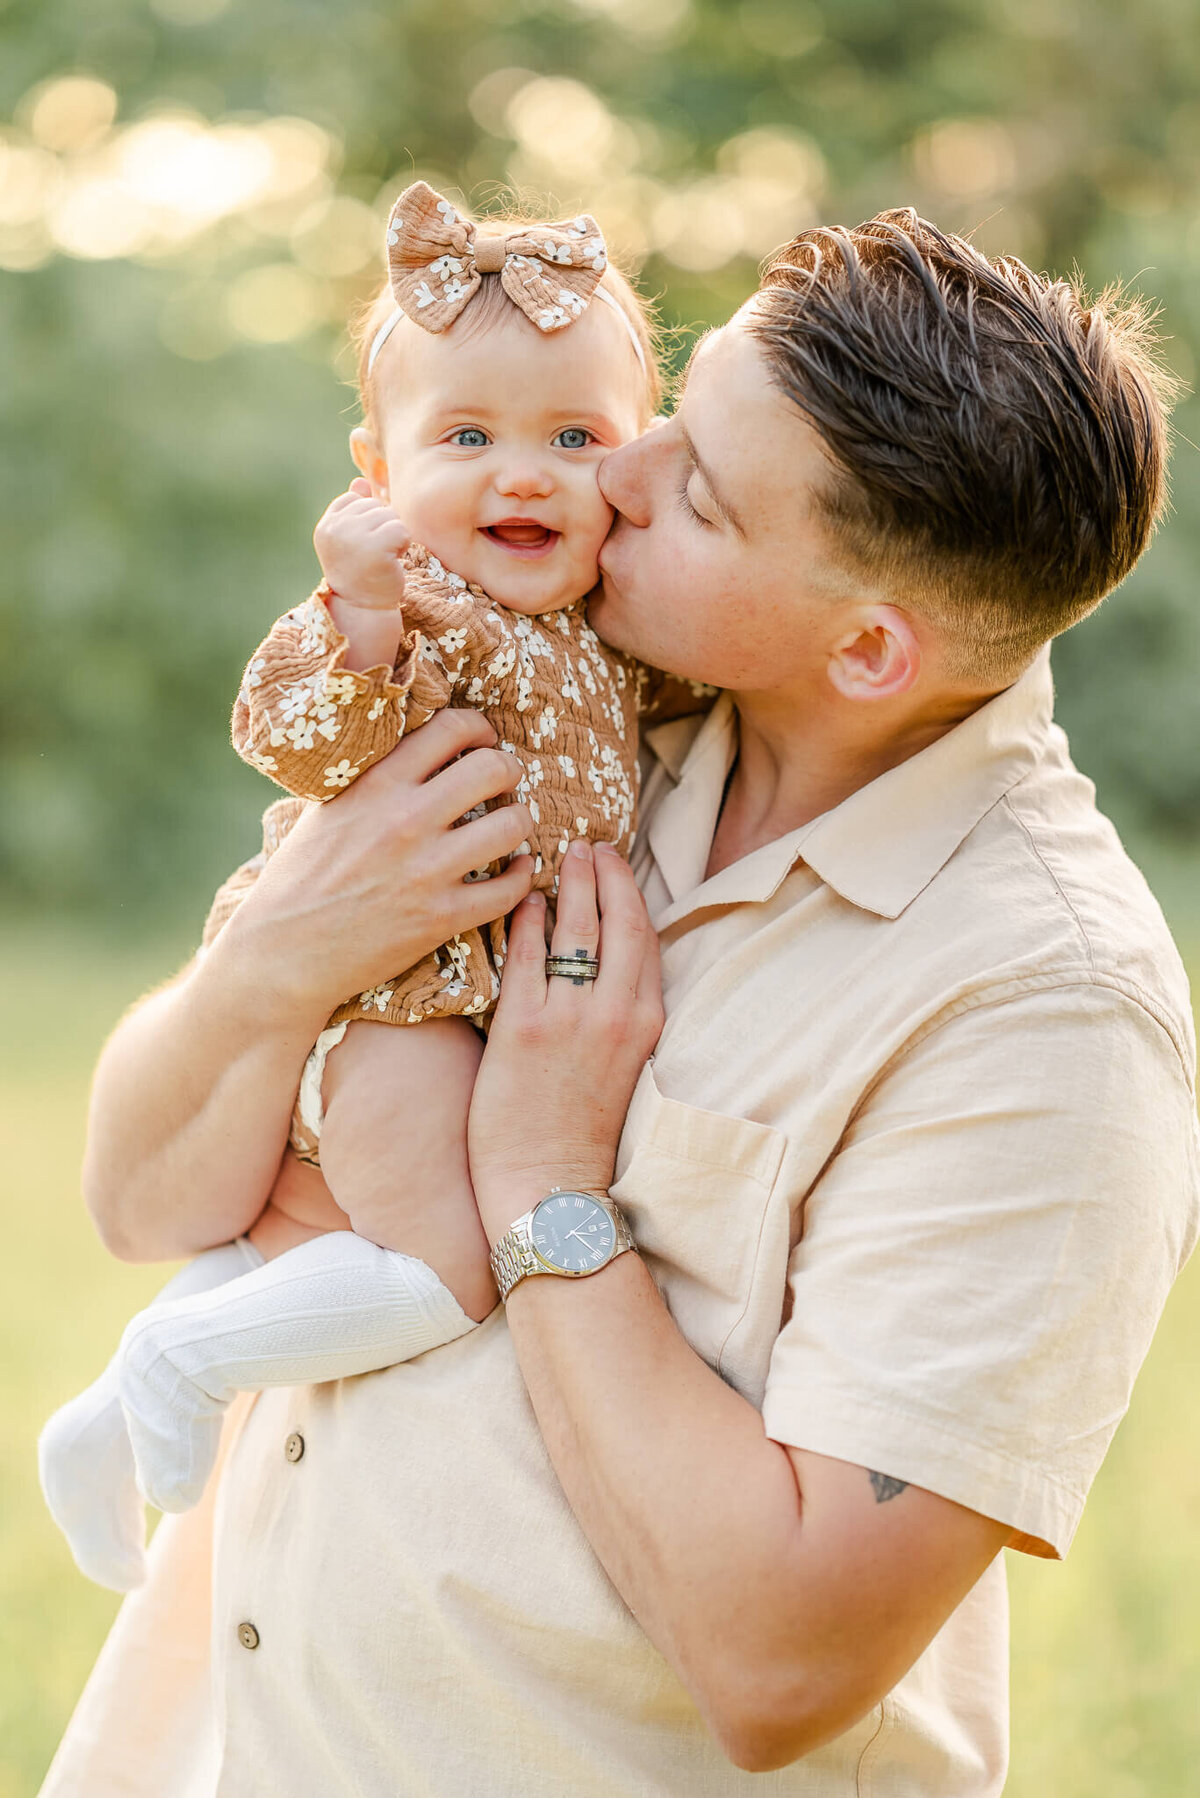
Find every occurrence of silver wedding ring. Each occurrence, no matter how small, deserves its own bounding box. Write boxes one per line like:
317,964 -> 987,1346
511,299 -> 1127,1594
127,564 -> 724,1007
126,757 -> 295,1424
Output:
545,950 -> 600,985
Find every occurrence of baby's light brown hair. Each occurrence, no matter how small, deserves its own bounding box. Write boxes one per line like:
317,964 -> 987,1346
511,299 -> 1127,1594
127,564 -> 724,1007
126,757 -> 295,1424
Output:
349,200 -> 662,439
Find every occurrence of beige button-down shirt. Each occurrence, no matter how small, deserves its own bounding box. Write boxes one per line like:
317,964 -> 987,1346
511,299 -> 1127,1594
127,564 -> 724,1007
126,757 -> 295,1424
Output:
42,652 -> 1200,1797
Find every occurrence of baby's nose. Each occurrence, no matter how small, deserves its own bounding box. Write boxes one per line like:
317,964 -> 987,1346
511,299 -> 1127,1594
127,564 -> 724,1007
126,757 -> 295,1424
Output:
495,457 -> 555,500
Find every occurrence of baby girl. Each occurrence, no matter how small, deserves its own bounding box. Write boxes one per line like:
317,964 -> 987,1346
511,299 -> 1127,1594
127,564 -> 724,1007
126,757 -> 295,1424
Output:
40,181 -> 705,1592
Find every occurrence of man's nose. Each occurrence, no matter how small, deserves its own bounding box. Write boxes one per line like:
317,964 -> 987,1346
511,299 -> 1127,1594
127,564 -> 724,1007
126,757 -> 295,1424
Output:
598,430 -> 656,527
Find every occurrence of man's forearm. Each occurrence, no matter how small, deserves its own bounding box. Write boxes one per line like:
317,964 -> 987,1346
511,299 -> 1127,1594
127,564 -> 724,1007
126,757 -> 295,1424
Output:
500,1251 -> 820,1767
83,920 -> 329,1261
500,1239 -> 1010,1773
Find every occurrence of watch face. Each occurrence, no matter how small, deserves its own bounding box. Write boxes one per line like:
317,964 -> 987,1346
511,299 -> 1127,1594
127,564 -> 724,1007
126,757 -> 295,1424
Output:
530,1193 -> 616,1273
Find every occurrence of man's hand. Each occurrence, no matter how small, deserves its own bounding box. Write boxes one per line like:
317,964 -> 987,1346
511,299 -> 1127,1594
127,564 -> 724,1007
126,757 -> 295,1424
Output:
83,709 -> 536,1261
314,478 -> 411,610
469,839 -> 663,1241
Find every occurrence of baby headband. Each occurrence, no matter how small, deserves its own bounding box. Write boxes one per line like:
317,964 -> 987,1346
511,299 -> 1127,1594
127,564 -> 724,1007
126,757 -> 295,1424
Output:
366,179 -> 646,377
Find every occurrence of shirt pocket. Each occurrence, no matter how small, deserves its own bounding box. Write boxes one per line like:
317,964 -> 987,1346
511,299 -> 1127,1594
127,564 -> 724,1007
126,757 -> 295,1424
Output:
610,1061 -> 789,1407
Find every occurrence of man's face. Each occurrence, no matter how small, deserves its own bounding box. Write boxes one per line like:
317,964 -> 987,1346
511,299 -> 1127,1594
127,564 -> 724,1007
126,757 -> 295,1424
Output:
592,304 -> 853,691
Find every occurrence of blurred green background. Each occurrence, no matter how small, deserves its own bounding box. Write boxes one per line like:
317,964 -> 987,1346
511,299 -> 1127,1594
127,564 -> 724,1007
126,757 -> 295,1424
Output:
2,0 -> 1198,1792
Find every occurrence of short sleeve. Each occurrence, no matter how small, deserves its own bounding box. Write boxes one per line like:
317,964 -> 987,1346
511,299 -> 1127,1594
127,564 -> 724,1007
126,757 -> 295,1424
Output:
762,981 -> 1200,1558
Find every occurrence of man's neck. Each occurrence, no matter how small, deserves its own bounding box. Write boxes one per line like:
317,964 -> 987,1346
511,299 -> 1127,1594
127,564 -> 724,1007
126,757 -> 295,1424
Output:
706,675 -> 1009,879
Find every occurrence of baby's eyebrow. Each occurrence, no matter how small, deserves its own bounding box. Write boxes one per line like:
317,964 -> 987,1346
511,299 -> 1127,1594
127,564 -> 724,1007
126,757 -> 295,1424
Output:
680,425 -> 746,537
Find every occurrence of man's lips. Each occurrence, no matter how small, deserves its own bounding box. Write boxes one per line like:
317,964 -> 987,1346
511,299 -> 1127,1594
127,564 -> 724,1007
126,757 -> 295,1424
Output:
481,518 -> 560,557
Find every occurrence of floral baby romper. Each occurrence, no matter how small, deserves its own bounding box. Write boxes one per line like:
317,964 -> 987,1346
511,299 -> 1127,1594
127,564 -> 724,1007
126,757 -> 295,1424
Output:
203,544 -> 712,1040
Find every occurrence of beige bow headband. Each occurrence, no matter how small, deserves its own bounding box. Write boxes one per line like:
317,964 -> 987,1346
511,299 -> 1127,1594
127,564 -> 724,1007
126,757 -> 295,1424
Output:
366,180 -> 646,375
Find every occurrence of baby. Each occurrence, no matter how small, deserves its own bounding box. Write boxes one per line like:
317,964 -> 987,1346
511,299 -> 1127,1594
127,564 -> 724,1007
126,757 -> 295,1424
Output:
40,181 -> 707,1592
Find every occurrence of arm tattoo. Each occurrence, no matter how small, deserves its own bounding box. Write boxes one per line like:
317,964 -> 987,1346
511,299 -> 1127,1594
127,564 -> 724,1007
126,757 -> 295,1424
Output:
868,1470 -> 909,1504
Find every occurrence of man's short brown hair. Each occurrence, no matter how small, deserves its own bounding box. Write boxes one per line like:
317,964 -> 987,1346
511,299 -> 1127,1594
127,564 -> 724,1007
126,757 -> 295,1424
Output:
750,210 -> 1178,676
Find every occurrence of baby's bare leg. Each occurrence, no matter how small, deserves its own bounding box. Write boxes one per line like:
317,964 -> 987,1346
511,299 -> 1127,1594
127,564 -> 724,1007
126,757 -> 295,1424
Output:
248,1151 -> 354,1261
319,1017 -> 497,1322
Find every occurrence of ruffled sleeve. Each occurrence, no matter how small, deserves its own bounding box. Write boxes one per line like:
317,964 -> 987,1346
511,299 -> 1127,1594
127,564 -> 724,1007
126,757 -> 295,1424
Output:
232,549 -> 503,803
231,584 -> 430,802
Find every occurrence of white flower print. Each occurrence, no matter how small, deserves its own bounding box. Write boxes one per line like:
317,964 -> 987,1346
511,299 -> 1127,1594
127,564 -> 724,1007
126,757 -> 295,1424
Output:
535,704 -> 558,741
387,220 -> 402,245
286,716 -> 317,752
438,627 -> 468,655
367,695 -> 389,722
582,237 -> 606,270
414,280 -> 436,310
442,278 -> 467,305
557,753 -> 577,778
323,759 -> 359,789
278,681 -> 315,724
437,199 -> 457,224
429,255 -> 464,280
241,656 -> 265,692
359,985 -> 394,1013
324,673 -> 359,706
556,287 -> 586,317
537,305 -> 569,331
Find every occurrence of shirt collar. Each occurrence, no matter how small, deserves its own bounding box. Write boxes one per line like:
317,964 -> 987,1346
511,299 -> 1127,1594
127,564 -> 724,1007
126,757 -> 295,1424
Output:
644,649 -> 1055,927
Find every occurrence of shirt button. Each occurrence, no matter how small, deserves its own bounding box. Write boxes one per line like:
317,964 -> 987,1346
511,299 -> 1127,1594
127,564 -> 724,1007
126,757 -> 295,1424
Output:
284,1431 -> 305,1463
237,1622 -> 260,1651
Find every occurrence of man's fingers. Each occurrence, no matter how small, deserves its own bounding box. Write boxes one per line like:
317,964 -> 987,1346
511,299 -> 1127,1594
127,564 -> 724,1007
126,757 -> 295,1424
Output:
548,841 -> 600,970
426,745 -> 527,827
382,708 -> 497,784
448,801 -> 535,874
458,855 -> 536,933
493,891 -> 548,1013
594,843 -> 652,999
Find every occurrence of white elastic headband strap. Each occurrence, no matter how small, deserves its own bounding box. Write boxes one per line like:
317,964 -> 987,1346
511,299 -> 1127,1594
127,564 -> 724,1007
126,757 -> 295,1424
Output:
366,305 -> 403,376
366,282 -> 647,379
593,284 -> 649,375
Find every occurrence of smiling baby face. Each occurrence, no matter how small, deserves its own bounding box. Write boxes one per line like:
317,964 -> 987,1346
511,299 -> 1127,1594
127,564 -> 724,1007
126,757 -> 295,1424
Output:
351,293 -> 649,617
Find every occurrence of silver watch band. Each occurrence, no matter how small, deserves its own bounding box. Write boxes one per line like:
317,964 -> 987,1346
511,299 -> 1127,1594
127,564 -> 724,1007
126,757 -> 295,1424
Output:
490,1196 -> 635,1301
490,1218 -> 541,1301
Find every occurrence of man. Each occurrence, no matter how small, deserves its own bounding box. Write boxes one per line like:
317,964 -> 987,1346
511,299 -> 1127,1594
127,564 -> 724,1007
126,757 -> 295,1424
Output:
45,212 -> 1199,1795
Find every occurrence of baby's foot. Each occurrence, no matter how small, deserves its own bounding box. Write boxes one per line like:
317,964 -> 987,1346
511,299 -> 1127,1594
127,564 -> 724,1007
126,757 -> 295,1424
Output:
38,1368 -> 146,1592
117,1308 -> 228,1514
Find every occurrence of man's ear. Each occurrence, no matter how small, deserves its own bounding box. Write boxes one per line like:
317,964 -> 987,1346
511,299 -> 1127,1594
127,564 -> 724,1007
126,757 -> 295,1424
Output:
827,605 -> 922,701
349,426 -> 389,500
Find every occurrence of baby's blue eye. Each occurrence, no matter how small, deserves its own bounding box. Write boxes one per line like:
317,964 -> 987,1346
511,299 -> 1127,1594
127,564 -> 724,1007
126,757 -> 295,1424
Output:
555,428 -> 592,450
451,428 -> 488,448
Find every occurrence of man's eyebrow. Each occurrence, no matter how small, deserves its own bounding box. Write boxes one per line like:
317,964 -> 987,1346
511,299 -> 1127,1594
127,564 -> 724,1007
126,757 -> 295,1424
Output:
680,425 -> 746,537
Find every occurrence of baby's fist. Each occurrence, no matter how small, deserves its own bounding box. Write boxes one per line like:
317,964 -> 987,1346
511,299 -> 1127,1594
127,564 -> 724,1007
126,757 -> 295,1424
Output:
314,482 -> 411,610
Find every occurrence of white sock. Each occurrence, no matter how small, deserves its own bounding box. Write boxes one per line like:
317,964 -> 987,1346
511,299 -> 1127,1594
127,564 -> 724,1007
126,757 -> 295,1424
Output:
38,1237 -> 264,1592
118,1232 -> 476,1515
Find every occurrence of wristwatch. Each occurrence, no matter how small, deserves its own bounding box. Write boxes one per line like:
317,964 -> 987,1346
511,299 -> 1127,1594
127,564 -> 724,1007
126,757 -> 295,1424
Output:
489,1189 -> 636,1301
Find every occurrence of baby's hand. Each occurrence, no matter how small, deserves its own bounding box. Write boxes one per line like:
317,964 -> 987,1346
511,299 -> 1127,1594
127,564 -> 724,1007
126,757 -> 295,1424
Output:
314,479 -> 411,610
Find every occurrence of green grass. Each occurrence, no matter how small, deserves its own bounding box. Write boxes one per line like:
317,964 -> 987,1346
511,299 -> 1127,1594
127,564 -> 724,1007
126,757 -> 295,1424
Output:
2,921 -> 1198,1796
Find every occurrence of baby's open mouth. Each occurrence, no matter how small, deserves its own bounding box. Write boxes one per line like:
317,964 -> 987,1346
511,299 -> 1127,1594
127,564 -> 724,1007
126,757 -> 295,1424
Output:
482,519 -> 560,556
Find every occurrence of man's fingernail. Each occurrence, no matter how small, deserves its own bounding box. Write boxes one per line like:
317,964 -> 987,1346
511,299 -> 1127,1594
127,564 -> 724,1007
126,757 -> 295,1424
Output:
568,838 -> 592,860
596,841 -> 620,856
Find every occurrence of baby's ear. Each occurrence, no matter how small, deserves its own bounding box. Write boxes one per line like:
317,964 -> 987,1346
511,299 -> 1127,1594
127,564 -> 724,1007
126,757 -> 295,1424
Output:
349,426 -> 389,499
